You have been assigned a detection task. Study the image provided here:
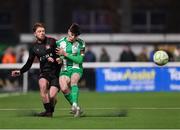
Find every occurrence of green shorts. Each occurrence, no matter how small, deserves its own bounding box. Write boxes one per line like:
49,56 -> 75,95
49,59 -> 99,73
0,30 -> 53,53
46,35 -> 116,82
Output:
60,68 -> 83,78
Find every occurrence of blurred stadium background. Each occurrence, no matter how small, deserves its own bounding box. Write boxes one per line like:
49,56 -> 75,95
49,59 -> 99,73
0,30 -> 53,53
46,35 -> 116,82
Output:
0,0 -> 180,129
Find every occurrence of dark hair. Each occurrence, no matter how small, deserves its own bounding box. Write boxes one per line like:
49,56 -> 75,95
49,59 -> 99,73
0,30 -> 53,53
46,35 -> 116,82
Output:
33,22 -> 45,32
69,23 -> 81,36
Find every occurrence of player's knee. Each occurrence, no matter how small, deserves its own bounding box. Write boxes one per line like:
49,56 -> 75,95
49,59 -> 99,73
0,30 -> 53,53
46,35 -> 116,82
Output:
60,79 -> 67,86
71,79 -> 79,85
71,80 -> 76,84
49,90 -> 58,99
61,87 -> 70,94
61,87 -> 67,93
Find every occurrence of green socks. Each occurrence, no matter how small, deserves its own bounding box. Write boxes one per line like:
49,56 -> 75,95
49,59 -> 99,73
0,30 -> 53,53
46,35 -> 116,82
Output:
64,93 -> 73,105
64,85 -> 79,105
71,85 -> 79,104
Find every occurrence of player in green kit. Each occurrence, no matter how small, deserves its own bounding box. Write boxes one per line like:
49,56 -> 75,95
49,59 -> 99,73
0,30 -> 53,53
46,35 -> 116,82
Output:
56,23 -> 85,117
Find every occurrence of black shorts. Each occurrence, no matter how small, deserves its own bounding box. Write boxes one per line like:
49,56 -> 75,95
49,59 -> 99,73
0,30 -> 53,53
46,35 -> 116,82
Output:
39,72 -> 59,90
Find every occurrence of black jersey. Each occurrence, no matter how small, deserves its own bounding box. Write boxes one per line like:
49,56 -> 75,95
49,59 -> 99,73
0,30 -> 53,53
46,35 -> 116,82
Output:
20,37 -> 60,75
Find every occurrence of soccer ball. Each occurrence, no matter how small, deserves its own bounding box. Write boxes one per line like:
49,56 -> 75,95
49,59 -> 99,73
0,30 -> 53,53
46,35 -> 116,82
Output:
153,50 -> 169,66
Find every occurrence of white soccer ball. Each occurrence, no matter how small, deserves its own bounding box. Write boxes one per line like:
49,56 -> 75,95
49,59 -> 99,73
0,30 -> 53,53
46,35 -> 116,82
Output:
153,50 -> 169,66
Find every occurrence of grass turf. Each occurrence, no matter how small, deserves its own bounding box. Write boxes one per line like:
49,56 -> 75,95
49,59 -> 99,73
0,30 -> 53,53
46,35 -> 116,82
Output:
0,91 -> 179,129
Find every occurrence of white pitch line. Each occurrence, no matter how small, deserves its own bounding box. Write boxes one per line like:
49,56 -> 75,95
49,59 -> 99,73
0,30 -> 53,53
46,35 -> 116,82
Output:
132,107 -> 180,110
0,108 -> 117,111
0,92 -> 24,98
0,107 -> 180,111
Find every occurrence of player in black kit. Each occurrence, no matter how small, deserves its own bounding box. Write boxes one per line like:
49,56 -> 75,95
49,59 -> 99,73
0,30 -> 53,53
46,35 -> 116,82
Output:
11,23 -> 60,117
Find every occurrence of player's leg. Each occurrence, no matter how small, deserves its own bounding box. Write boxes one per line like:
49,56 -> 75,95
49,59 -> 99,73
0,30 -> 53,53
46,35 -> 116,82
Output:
70,70 -> 82,117
70,69 -> 83,105
70,73 -> 80,106
59,75 -> 72,105
48,76 -> 60,115
49,86 -> 59,113
37,78 -> 52,117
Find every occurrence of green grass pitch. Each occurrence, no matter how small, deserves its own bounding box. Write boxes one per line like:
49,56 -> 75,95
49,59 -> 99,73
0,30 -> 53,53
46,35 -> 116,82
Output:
0,91 -> 180,129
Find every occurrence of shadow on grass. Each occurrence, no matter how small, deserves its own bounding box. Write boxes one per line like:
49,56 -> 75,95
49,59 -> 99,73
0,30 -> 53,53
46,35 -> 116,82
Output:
17,109 -> 128,118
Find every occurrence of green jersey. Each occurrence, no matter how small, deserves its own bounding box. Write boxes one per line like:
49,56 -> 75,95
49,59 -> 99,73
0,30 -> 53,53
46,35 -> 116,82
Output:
56,37 -> 85,71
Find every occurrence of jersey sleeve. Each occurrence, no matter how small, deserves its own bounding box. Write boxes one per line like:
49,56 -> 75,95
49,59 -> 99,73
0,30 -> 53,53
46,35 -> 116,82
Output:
65,54 -> 83,64
20,46 -> 35,74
